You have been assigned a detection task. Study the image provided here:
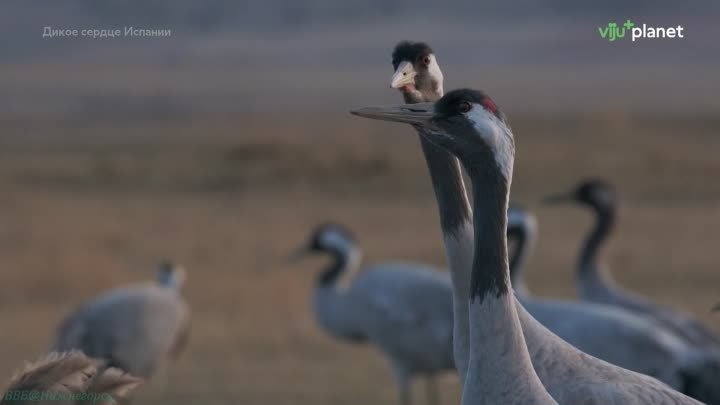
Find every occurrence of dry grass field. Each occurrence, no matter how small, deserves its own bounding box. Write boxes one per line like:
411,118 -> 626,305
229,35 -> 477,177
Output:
1,7 -> 719,402
0,105 -> 719,404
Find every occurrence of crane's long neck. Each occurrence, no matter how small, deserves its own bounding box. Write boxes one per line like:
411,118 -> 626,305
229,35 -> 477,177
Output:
508,225 -> 532,298
419,138 -> 473,238
317,247 -> 362,290
460,153 -> 556,405
419,135 -> 474,384
577,205 -> 615,286
313,246 -> 365,341
157,269 -> 185,291
405,88 -> 474,384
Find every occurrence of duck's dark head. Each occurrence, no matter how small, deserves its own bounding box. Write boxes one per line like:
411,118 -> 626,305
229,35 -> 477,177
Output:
391,41 -> 443,103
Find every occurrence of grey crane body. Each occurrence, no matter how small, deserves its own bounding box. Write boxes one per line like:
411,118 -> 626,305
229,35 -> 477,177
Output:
53,263 -> 190,379
352,88 -> 705,404
295,223 -> 455,405
348,263 -> 455,374
507,207 -> 709,390
549,179 -> 720,349
517,305 -> 705,405
520,297 -> 691,388
312,286 -> 367,343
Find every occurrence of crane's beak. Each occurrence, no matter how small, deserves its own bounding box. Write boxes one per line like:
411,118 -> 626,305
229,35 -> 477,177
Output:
390,61 -> 417,89
542,192 -> 574,205
287,245 -> 310,263
350,102 -> 434,127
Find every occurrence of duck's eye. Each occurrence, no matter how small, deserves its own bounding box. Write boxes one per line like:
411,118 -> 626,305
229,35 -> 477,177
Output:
458,101 -> 472,113
422,55 -> 431,65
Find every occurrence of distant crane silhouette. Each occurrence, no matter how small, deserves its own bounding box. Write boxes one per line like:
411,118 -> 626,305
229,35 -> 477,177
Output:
292,223 -> 454,405
53,261 -> 190,379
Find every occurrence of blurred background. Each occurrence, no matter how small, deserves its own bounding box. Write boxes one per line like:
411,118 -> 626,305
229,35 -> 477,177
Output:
1,1 -> 719,404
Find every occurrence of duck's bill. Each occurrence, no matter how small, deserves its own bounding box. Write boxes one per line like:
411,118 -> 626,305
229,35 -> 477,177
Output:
350,102 -> 434,126
390,61 -> 416,89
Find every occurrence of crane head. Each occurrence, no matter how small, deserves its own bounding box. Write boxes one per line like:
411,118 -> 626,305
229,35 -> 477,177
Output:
156,260 -> 187,290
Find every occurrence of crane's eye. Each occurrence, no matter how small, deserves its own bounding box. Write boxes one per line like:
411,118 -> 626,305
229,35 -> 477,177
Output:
458,101 -> 472,113
422,55 -> 431,65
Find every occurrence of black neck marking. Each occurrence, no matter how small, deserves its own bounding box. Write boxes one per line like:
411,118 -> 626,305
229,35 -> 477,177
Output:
507,224 -> 527,281
317,249 -> 348,286
400,76 -> 471,237
464,148 -> 511,303
578,205 -> 615,274
418,135 -> 472,236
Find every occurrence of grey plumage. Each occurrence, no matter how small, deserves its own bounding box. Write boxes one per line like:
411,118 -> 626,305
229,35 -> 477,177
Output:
352,88 -> 705,404
384,44 -> 703,403
378,41 -> 714,404
53,262 -> 190,379
294,224 -> 454,405
508,207 -> 720,395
